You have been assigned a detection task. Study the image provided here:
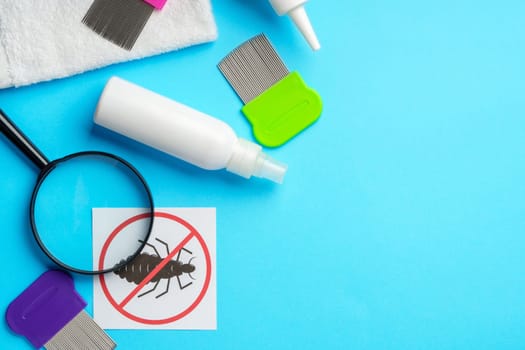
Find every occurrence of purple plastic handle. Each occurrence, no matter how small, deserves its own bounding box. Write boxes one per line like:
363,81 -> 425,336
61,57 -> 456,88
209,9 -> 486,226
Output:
143,0 -> 168,9
6,270 -> 86,349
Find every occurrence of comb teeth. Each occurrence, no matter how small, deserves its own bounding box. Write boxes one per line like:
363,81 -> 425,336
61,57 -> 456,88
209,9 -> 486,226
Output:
82,0 -> 154,51
218,34 -> 289,104
44,311 -> 115,350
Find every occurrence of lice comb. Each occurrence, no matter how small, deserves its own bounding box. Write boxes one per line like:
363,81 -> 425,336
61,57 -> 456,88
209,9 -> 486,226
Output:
82,0 -> 167,51
6,270 -> 115,350
218,34 -> 322,148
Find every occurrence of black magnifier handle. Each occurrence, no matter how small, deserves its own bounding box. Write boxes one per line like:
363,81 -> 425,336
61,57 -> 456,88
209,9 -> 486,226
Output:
0,109 -> 50,170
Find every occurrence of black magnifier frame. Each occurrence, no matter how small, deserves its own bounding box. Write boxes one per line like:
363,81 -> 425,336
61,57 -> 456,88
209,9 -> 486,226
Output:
0,109 -> 154,275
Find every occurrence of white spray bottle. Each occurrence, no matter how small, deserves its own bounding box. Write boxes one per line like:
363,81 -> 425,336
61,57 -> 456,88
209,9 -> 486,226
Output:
269,0 -> 320,51
94,77 -> 287,183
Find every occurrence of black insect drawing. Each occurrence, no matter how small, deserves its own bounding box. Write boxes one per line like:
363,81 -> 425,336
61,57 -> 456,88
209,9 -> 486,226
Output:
115,238 -> 196,298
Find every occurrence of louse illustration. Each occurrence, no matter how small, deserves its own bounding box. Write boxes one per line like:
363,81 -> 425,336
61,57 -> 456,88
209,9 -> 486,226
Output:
115,237 -> 196,298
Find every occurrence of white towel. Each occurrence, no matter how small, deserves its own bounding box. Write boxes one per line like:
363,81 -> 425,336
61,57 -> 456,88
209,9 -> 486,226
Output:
0,0 -> 217,89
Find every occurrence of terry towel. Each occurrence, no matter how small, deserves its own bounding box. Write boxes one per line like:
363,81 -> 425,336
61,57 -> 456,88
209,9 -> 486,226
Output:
0,0 -> 217,89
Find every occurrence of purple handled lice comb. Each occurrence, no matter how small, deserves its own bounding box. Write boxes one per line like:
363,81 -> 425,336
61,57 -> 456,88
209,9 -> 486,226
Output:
6,270 -> 115,350
82,0 -> 168,51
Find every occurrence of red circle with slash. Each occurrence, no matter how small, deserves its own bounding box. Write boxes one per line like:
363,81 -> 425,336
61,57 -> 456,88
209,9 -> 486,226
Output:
98,211 -> 212,325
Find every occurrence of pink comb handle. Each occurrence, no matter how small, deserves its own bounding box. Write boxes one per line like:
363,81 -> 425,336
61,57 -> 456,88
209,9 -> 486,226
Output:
143,0 -> 167,10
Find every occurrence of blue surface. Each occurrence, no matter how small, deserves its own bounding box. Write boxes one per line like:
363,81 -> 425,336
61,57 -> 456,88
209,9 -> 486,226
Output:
1,0 -> 525,348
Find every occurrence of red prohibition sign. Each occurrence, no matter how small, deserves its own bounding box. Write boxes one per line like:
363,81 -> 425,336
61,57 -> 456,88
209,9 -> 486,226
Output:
98,211 -> 212,325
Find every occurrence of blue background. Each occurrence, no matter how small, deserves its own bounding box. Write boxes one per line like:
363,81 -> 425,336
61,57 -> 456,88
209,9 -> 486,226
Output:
1,0 -> 525,348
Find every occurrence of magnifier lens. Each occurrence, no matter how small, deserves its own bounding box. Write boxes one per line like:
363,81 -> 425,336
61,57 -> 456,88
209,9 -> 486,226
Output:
32,153 -> 153,273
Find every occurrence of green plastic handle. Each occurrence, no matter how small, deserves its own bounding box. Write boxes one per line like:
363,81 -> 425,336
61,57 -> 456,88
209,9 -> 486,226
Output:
241,72 -> 323,148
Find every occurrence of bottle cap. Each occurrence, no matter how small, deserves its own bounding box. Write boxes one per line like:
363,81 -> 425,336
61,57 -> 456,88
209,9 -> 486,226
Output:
227,138 -> 287,183
288,6 -> 320,51
253,153 -> 288,184
269,0 -> 320,51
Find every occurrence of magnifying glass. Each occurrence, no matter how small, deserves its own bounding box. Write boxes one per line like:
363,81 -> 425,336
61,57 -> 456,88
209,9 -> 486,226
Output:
0,109 -> 154,275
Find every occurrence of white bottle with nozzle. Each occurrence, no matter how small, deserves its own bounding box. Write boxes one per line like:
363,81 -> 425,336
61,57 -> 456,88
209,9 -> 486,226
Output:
94,77 -> 287,184
269,0 -> 320,51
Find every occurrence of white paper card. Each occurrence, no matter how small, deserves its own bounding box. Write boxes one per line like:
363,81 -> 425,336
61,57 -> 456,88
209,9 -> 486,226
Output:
93,208 -> 216,330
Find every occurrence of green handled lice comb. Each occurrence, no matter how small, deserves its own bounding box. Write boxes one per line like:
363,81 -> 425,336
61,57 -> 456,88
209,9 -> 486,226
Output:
218,34 -> 322,148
